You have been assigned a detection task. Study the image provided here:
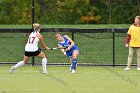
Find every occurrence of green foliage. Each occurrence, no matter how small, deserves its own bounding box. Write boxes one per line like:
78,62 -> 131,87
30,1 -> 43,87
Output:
0,0 -> 31,24
54,0 -> 100,24
0,0 -> 140,24
94,0 -> 140,24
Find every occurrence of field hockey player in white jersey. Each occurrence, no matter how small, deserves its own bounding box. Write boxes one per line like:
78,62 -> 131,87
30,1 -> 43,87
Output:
9,23 -> 51,74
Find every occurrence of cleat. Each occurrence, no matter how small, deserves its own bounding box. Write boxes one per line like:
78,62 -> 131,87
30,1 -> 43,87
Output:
9,66 -> 16,74
137,68 -> 140,71
124,67 -> 130,71
43,71 -> 48,74
71,69 -> 75,73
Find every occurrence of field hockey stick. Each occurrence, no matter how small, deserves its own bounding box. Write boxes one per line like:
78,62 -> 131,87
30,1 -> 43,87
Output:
42,47 -> 66,51
50,47 -> 66,50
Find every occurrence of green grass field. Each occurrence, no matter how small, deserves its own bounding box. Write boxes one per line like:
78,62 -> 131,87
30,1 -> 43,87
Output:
0,66 -> 139,93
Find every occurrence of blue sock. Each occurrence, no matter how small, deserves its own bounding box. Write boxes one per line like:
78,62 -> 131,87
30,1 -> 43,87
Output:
71,58 -> 77,70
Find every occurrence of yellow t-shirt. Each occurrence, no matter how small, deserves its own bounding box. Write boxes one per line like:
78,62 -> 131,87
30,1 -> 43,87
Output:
128,25 -> 140,47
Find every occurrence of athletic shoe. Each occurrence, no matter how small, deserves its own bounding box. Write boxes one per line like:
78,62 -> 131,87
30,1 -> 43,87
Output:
43,71 -> 48,74
124,67 -> 130,71
9,66 -> 16,74
137,68 -> 140,71
71,69 -> 75,73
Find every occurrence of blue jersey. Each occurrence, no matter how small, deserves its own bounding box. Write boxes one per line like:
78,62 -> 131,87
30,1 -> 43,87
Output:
58,36 -> 79,58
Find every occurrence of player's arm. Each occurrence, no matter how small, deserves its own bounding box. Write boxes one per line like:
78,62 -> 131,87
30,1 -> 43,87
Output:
125,26 -> 132,47
58,44 -> 66,55
64,35 -> 75,50
125,34 -> 131,47
37,33 -> 50,50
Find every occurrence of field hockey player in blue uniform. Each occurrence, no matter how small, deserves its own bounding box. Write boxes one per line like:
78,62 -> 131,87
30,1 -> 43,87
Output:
55,33 -> 80,73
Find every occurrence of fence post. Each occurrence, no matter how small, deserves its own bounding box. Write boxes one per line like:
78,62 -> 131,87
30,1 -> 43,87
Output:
31,0 -> 35,66
112,28 -> 115,67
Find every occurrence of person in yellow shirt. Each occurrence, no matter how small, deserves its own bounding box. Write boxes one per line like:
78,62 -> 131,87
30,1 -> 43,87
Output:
124,16 -> 140,70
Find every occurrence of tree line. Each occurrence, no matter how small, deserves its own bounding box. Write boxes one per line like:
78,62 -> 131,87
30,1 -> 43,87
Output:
0,0 -> 140,24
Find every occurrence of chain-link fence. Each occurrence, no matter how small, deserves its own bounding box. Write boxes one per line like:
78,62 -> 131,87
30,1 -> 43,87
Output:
0,28 -> 136,66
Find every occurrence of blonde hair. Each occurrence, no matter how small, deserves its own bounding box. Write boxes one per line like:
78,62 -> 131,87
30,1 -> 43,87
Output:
33,23 -> 41,31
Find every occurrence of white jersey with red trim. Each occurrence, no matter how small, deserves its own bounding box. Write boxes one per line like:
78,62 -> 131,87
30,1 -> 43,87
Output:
25,31 -> 40,52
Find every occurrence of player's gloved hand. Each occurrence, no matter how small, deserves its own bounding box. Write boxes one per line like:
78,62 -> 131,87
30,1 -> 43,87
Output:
63,52 -> 66,55
64,47 -> 70,52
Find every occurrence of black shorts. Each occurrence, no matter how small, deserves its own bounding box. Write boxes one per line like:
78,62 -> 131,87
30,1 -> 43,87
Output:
24,48 -> 41,57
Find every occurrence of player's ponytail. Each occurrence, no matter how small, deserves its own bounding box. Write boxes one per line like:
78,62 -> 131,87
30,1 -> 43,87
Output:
33,23 -> 41,32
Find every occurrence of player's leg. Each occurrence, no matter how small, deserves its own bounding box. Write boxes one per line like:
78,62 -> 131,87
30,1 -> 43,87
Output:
15,55 -> 29,68
9,55 -> 30,74
71,50 -> 79,73
69,59 -> 72,71
136,48 -> 140,70
124,47 -> 134,70
37,51 -> 48,74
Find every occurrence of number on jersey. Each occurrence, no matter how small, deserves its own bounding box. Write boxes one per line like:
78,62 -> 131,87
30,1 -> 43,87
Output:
29,37 -> 36,44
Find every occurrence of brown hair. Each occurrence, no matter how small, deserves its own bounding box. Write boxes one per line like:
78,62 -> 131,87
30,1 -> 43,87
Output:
54,28 -> 62,35
135,16 -> 140,20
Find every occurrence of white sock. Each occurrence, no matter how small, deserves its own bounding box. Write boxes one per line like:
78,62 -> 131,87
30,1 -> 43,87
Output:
42,58 -> 47,72
14,61 -> 25,69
